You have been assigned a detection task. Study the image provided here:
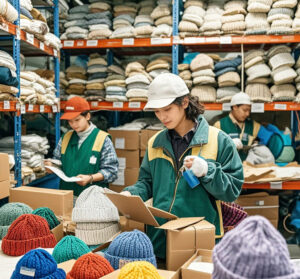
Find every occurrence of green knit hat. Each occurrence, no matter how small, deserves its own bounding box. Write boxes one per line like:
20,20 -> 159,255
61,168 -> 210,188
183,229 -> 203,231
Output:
52,235 -> 91,264
32,207 -> 60,230
0,202 -> 33,239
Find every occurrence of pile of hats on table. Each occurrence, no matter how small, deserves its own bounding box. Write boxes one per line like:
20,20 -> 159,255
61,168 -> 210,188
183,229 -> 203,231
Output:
0,50 -> 18,101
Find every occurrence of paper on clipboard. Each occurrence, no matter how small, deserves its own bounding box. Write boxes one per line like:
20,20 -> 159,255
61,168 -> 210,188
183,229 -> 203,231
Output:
45,166 -> 82,182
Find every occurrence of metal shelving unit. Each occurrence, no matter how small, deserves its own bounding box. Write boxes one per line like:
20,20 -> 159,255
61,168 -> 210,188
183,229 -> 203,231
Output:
1,0 -> 60,186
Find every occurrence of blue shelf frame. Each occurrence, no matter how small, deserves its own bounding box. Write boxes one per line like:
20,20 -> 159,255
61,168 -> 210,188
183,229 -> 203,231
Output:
11,0 -> 60,186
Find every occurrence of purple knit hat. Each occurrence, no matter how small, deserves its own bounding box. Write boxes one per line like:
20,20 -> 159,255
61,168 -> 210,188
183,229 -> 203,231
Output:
213,216 -> 300,279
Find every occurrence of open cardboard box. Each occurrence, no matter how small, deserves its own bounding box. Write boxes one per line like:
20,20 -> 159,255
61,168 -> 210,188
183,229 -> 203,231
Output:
181,249 -> 213,279
58,259 -> 76,273
51,222 -> 64,242
106,192 -> 215,271
102,269 -> 178,279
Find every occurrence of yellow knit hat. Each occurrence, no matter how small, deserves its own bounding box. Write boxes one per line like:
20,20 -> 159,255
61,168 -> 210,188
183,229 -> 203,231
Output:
118,261 -> 164,279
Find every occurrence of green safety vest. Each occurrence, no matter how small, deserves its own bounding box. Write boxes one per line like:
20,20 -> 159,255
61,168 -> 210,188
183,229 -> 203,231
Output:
60,128 -> 110,196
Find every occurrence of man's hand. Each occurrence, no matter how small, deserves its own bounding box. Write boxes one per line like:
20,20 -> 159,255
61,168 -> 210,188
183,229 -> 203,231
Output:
44,160 -> 53,174
76,174 -> 92,186
183,155 -> 208,177
232,138 -> 243,150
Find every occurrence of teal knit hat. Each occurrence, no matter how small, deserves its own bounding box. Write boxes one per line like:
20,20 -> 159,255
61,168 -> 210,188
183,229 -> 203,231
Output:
52,235 -> 91,264
0,202 -> 33,239
32,207 -> 60,229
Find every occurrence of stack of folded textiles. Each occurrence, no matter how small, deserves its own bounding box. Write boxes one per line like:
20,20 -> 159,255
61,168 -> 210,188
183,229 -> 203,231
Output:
65,65 -> 87,96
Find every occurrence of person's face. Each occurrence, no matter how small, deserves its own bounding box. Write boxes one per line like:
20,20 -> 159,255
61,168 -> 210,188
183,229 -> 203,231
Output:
232,104 -> 251,122
68,113 -> 90,133
154,98 -> 188,130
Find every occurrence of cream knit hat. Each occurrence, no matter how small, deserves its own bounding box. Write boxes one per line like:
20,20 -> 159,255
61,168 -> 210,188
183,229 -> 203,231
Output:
270,84 -> 296,101
191,85 -> 217,103
72,186 -> 120,223
271,66 -> 297,85
246,63 -> 271,81
267,45 -> 291,58
190,54 -> 214,72
246,83 -> 272,102
269,52 -> 295,70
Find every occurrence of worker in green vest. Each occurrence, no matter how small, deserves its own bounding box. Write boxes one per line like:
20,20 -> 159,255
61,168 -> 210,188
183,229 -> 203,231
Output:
45,96 -> 118,200
121,73 -> 243,260
214,92 -> 261,161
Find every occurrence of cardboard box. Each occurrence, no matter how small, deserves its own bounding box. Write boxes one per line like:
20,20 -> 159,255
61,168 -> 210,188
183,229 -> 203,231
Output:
108,130 -> 140,150
120,216 -> 145,232
110,168 -> 139,187
116,150 -> 140,169
109,185 -> 126,193
236,192 -> 279,228
51,222 -> 64,242
181,249 -> 213,279
9,186 -> 73,217
105,192 -> 215,271
58,259 -> 76,273
0,180 -> 10,200
140,129 -> 161,150
0,153 -> 10,181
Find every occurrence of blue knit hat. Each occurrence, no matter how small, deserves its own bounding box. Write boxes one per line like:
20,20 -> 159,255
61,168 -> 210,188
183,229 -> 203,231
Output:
104,229 -> 156,269
11,248 -> 66,279
32,207 -> 60,229
53,235 -> 91,264
0,202 -> 32,240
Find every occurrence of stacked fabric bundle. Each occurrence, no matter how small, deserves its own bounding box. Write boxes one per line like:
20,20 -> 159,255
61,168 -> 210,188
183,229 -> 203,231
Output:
0,51 -> 18,101
215,55 -> 241,103
178,63 -> 192,89
63,4 -> 89,39
110,2 -> 137,38
65,65 -> 87,96
19,0 -> 33,20
295,56 -> 300,98
105,63 -> 127,101
20,71 -> 57,105
0,134 -> 50,178
86,54 -> 107,101
267,2 -> 296,35
0,0 -> 18,23
293,2 -> 300,33
245,0 -> 271,34
134,0 -> 155,38
150,1 -> 173,37
60,72 -> 68,99
245,49 -> 272,102
267,45 -> 296,101
125,62 -> 151,101
190,54 -> 217,103
87,2 -> 113,39
72,186 -> 120,246
200,2 -> 224,36
221,0 -> 247,35
146,56 -> 171,80
179,4 -> 205,37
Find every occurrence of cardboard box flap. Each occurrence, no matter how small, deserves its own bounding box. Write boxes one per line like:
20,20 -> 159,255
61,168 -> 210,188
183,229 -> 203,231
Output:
106,193 -> 159,227
159,217 -> 204,231
58,259 -> 76,273
148,206 -> 177,220
102,269 -> 176,278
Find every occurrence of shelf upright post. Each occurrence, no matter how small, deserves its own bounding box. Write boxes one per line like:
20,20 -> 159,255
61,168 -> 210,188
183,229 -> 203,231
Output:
172,0 -> 180,74
107,49 -> 120,127
54,0 -> 60,145
13,0 -> 22,187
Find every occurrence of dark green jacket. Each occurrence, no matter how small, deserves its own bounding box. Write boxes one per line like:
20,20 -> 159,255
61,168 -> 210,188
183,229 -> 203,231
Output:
125,115 -> 244,259
60,128 -> 110,196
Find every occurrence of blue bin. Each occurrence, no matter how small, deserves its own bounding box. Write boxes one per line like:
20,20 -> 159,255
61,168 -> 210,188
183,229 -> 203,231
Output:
28,174 -> 60,189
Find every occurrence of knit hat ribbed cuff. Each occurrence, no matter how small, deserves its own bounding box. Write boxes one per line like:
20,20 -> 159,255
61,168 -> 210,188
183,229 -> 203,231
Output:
72,207 -> 120,223
76,223 -> 120,245
12,267 -> 66,279
2,233 -> 57,256
105,252 -> 157,270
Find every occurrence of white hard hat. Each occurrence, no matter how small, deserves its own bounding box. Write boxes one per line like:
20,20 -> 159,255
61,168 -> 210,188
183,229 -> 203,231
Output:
230,92 -> 252,107
144,73 -> 189,111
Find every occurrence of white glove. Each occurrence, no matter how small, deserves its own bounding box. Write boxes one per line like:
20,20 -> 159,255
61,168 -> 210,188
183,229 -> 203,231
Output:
184,155 -> 208,177
232,138 -> 243,150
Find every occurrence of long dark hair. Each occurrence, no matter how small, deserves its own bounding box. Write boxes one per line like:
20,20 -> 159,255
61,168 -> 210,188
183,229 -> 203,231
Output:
172,94 -> 205,120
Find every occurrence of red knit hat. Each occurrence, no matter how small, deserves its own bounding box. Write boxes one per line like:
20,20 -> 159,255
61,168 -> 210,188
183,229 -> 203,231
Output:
1,214 -> 57,256
66,253 -> 114,279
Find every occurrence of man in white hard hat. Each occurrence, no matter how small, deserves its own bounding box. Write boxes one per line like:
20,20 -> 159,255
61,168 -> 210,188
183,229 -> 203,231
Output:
214,92 -> 261,161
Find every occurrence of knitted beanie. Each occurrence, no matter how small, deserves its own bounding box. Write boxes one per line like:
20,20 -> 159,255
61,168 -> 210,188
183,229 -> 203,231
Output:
1,214 -> 57,256
246,83 -> 272,102
118,261 -> 163,279
212,216 -> 300,279
66,253 -> 114,279
32,207 -> 60,230
0,202 -> 33,240
52,235 -> 91,264
105,230 -> 157,269
11,249 -> 66,279
72,185 -> 119,223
